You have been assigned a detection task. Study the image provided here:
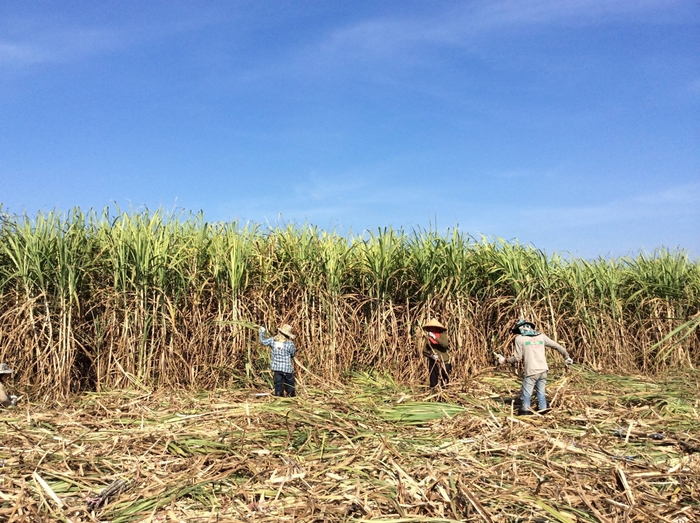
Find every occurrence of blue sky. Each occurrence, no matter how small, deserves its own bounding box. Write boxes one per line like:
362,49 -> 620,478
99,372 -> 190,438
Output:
1,0 -> 698,259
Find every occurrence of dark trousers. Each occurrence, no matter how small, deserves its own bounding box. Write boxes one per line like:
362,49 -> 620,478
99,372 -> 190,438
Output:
273,371 -> 296,397
428,359 -> 452,388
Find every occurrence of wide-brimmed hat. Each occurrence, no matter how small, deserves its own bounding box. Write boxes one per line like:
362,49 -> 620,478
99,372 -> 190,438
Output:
422,318 -> 447,332
278,324 -> 295,340
0,363 -> 14,375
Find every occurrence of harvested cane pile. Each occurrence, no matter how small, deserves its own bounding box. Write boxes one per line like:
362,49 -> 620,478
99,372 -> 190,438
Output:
1,367 -> 698,522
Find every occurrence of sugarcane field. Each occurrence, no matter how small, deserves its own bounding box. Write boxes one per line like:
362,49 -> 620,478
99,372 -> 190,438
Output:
1,209 -> 699,522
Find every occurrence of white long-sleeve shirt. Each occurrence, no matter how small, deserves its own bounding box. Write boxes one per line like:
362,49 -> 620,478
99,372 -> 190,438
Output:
507,333 -> 570,376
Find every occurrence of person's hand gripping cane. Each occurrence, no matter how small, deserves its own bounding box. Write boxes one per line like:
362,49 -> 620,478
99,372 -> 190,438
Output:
428,331 -> 450,382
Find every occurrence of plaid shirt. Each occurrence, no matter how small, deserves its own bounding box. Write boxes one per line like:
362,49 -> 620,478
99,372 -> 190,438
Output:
259,328 -> 296,373
0,382 -> 10,406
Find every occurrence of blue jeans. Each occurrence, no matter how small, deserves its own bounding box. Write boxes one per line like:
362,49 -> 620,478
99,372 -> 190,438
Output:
521,371 -> 547,411
273,371 -> 295,397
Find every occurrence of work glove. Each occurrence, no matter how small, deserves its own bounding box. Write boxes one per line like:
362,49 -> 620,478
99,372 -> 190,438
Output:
9,395 -> 18,406
565,358 -> 573,366
497,355 -> 505,365
430,353 -> 439,360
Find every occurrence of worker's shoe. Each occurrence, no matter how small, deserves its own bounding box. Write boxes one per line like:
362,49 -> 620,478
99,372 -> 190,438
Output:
517,408 -> 534,416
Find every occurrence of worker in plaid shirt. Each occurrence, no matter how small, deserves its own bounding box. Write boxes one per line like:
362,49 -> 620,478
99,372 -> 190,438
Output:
0,363 -> 19,407
259,323 -> 297,397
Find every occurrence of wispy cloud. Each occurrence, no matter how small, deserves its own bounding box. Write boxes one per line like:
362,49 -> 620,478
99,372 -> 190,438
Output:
246,0 -> 696,96
219,166 -> 430,231
516,181 -> 700,230
292,174 -> 366,203
429,180 -> 700,257
316,0 -> 689,61
3,0 -> 693,72
0,8 -> 223,69
0,42 -> 43,64
224,168 -> 700,237
456,0 -> 689,32
0,27 -> 132,67
489,167 -> 560,181
689,78 -> 700,95
632,182 -> 700,207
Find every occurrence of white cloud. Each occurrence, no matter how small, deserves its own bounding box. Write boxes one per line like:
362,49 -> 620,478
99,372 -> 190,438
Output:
0,42 -> 43,64
292,174 -> 366,202
632,182 -> 700,206
0,25 -> 136,68
246,0 -> 697,94
688,78 -> 700,95
517,181 -> 700,229
2,0 -> 693,72
461,0 -> 686,30
223,171 -> 700,238
316,0 -> 690,61
218,165 -> 430,232
0,8 -> 223,69
490,168 -> 559,181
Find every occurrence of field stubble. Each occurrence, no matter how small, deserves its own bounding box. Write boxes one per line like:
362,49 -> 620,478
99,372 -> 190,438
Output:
1,366 -> 698,523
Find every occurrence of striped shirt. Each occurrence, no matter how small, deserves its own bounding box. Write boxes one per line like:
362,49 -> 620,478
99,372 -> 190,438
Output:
259,328 -> 296,373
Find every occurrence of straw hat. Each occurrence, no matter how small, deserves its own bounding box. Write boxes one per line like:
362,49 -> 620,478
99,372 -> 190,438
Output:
278,324 -> 296,340
0,363 -> 14,374
422,318 -> 446,332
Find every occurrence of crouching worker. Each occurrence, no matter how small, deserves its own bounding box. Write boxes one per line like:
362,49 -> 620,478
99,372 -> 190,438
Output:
0,363 -> 19,407
497,319 -> 573,415
259,324 -> 297,397
422,318 -> 452,388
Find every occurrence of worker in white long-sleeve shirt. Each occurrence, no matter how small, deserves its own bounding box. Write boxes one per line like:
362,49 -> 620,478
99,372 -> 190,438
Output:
497,319 -> 573,415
